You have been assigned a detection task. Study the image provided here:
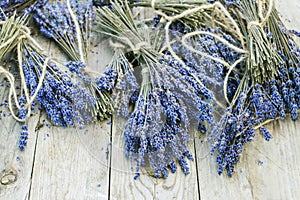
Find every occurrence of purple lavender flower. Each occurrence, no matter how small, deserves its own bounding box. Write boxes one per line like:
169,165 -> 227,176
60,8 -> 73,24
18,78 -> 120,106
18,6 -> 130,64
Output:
19,125 -> 29,151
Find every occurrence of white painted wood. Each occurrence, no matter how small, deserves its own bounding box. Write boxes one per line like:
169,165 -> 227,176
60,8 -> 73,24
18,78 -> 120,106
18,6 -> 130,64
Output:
0,110 -> 40,200
29,120 -> 111,200
110,119 -> 200,200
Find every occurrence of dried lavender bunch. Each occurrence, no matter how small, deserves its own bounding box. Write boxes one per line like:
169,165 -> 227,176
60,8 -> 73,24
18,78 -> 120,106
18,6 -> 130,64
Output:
33,0 -> 113,121
0,13 -> 98,151
19,40 -> 97,127
0,13 -> 40,121
169,27 -> 244,109
1,14 -> 31,151
209,0 -> 300,176
130,0 -> 248,108
95,1 -> 214,179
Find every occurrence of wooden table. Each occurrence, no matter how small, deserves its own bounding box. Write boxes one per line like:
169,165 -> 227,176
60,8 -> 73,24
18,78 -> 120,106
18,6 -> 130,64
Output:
0,0 -> 300,199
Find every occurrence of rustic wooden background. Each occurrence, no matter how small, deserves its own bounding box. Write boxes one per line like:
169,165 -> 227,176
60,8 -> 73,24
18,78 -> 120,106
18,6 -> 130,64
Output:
0,0 -> 299,199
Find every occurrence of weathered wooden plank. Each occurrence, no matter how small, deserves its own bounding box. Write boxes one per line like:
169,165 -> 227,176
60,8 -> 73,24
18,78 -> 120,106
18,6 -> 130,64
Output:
28,121 -> 111,200
154,157 -> 199,200
0,108 -> 40,200
28,39 -> 112,200
195,119 -> 300,200
243,119 -> 300,199
195,137 -> 252,199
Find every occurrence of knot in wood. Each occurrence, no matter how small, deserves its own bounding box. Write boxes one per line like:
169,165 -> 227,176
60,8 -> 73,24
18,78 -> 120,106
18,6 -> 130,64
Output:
0,168 -> 18,186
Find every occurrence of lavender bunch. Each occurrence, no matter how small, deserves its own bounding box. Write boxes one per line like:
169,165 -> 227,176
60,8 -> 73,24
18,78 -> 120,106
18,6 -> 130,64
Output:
33,0 -> 92,61
18,40 -> 96,127
33,0 -> 113,121
0,13 -> 97,151
169,27 -> 243,108
0,13 -> 39,121
129,0 -> 248,110
95,1 -> 215,179
208,0 -> 300,176
1,14 -> 32,152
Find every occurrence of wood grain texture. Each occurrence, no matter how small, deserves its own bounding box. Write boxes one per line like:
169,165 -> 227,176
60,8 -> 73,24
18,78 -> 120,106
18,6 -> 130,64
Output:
0,110 -> 40,200
28,121 -> 111,200
28,40 -> 112,200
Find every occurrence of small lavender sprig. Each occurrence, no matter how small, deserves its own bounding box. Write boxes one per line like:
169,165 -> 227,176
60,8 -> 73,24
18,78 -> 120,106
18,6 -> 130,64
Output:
18,125 -> 29,151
